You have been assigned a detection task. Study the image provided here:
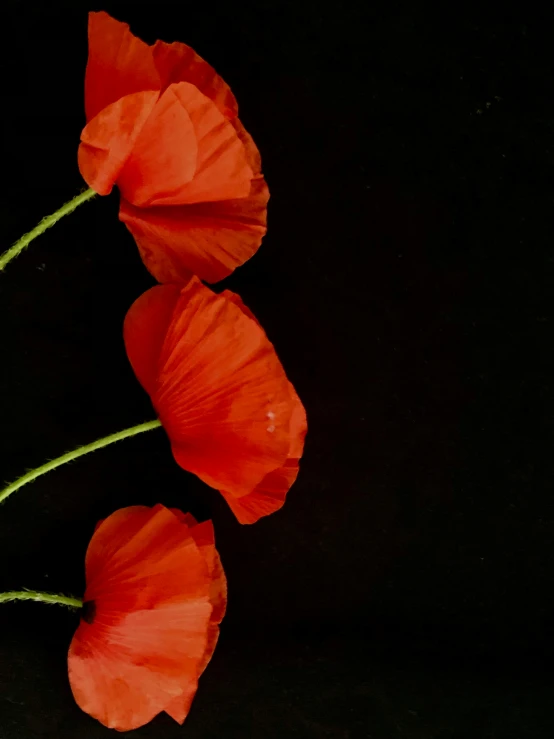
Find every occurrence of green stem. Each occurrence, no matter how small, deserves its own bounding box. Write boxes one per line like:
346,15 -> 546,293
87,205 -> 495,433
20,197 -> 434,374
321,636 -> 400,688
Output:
0,187 -> 97,272
0,419 -> 162,505
0,590 -> 82,609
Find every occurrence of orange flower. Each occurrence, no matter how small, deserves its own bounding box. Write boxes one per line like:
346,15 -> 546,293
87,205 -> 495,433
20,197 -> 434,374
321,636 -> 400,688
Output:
79,11 -> 269,284
68,504 -> 226,731
123,278 -> 307,523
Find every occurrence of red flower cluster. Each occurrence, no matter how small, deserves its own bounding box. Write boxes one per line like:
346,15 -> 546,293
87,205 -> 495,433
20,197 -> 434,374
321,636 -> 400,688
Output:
77,11 -> 306,528
5,10 -> 307,732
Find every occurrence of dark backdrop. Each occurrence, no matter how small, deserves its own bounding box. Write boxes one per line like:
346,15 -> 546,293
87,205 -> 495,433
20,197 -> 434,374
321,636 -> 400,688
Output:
1,2 -> 553,737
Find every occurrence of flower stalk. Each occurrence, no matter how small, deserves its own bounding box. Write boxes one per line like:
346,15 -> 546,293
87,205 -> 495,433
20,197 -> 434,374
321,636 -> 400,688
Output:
0,187 -> 97,272
0,419 -> 162,505
0,590 -> 82,609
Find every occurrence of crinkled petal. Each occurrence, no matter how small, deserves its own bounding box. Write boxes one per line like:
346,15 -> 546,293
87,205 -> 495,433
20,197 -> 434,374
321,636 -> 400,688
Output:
79,91 -> 159,195
163,681 -> 200,725
231,118 -> 263,175
163,516 -> 227,722
119,173 -> 268,283
118,81 -> 252,209
85,11 -> 160,122
221,385 -> 307,523
115,84 -> 197,207
188,521 -> 227,625
84,504 -> 211,620
123,284 -> 181,397
68,601 -> 210,731
153,40 -> 238,119
220,462 -> 297,523
216,294 -> 307,523
168,514 -> 227,625
119,116 -> 268,284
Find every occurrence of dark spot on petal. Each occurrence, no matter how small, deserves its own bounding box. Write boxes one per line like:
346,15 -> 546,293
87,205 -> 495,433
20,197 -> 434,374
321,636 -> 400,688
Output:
81,600 -> 96,625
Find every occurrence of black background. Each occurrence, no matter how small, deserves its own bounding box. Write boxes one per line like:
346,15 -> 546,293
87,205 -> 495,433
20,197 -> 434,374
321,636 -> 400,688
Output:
1,2 -> 553,737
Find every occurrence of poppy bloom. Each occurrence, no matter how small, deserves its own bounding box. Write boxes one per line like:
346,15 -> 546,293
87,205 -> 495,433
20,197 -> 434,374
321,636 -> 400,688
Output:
123,278 -> 307,523
68,504 -> 226,731
79,11 -> 269,284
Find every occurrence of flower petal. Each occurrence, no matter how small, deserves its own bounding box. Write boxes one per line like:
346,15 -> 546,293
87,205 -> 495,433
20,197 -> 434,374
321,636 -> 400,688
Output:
166,512 -> 227,623
220,462 -> 297,523
119,82 -> 252,208
116,84 -> 197,207
124,280 -> 294,497
188,520 -> 227,626
221,385 -> 307,523
163,682 -> 200,725
68,601 -> 210,731
123,284 -> 181,397
153,40 -> 238,119
118,115 -> 268,283
213,295 -> 307,523
79,90 -> 159,195
119,173 -> 268,283
85,11 -> 160,122
84,504 -> 210,609
68,505 -> 214,731
231,118 -> 264,175
163,515 -> 227,723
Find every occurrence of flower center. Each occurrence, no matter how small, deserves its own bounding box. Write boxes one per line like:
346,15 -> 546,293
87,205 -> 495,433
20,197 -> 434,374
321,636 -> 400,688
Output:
81,600 -> 97,624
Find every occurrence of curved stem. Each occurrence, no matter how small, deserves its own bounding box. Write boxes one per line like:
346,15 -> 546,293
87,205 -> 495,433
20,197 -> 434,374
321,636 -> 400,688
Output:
0,590 -> 82,609
0,187 -> 97,272
0,419 -> 162,505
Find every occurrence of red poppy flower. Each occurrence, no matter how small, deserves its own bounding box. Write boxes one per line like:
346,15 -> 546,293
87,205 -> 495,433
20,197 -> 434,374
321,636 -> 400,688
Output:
68,504 -> 226,731
123,278 -> 307,523
78,11 -> 269,284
